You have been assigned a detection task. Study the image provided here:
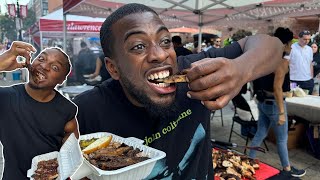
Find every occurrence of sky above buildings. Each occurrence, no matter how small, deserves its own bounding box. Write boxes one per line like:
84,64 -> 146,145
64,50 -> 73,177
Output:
1,0 -> 30,14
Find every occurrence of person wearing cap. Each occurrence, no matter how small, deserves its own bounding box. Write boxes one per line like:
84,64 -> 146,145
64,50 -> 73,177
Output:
0,41 -> 78,180
289,30 -> 314,94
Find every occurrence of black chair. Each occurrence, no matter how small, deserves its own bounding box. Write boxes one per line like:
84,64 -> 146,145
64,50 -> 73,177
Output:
228,94 -> 268,154
210,109 -> 224,126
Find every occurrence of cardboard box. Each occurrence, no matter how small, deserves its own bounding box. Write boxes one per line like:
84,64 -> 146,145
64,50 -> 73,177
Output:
267,123 -> 306,150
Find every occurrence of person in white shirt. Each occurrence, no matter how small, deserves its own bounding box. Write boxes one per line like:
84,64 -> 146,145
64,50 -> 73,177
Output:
289,30 -> 314,94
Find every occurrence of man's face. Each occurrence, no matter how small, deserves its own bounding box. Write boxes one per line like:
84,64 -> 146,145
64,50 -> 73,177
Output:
214,38 -> 221,47
298,34 -> 311,47
109,12 -> 178,111
28,49 -> 69,89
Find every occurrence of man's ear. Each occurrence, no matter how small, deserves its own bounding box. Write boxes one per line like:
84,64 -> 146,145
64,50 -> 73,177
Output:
105,57 -> 120,80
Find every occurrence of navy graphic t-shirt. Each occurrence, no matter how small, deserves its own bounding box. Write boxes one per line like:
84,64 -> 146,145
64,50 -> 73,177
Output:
74,42 -> 243,179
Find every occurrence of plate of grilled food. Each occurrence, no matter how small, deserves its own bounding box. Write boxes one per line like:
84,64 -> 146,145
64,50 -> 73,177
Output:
74,132 -> 166,180
212,148 -> 279,180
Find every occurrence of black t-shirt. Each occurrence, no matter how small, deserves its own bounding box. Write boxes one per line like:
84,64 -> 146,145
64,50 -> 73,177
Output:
253,59 -> 290,95
74,42 -> 242,179
175,47 -> 192,57
313,53 -> 320,77
0,84 -> 77,180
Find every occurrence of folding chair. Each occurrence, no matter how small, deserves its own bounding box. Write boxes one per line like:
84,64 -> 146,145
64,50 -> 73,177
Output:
210,109 -> 224,126
228,94 -> 268,154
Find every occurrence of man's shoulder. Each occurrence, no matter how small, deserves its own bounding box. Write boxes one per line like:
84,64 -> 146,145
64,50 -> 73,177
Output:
0,83 -> 24,94
73,80 -> 116,106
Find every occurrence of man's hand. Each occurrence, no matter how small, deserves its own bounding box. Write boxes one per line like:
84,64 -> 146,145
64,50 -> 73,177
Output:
186,57 -> 244,110
277,114 -> 286,126
0,41 -> 36,71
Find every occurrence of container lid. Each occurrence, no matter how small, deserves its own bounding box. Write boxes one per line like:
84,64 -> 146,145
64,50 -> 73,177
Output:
58,133 -> 83,179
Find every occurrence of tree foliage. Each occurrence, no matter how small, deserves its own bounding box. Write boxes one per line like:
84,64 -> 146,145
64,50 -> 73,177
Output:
0,8 -> 36,42
0,15 -> 16,41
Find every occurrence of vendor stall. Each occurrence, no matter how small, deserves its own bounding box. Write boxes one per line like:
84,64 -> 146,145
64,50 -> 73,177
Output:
27,8 -> 104,50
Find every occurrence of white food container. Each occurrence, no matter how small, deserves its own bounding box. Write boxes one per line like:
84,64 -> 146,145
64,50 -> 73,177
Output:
27,133 -> 83,180
72,132 -> 166,180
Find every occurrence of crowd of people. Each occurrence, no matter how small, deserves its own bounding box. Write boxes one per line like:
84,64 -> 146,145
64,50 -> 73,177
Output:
2,2 -> 320,180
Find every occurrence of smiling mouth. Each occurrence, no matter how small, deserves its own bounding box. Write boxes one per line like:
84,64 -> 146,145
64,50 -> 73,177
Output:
34,71 -> 46,82
147,70 -> 171,87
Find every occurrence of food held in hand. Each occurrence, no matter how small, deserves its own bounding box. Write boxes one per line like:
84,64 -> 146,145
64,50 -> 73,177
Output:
32,158 -> 59,180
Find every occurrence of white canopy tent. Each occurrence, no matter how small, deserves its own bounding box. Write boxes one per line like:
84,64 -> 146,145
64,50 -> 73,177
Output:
63,0 -> 320,51
28,9 -> 104,49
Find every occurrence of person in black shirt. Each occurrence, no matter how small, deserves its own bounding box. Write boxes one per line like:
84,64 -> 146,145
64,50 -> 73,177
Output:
311,43 -> 320,96
250,28 -> 306,177
85,53 -> 111,83
0,41 -> 79,180
312,43 -> 320,76
74,3 -> 283,179
172,35 -> 192,57
76,41 -> 96,84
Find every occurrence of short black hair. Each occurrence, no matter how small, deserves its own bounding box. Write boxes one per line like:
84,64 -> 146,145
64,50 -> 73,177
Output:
80,41 -> 87,48
298,30 -> 310,38
48,47 -> 72,76
100,3 -> 158,58
274,27 -> 293,44
172,36 -> 182,45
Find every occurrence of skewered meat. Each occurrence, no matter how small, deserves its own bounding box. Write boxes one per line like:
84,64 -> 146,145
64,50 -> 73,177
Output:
212,149 -> 258,180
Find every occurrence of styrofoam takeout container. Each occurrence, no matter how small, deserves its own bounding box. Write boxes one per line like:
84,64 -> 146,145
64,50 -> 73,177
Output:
27,133 -> 83,180
72,132 -> 166,180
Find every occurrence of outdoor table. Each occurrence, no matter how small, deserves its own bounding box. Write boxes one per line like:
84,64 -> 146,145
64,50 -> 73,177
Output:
59,85 -> 94,98
286,95 -> 320,123
286,95 -> 320,158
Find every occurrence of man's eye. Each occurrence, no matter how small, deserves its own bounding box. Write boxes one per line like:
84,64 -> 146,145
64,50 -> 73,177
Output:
38,57 -> 44,61
131,44 -> 145,50
160,39 -> 171,47
52,65 -> 59,72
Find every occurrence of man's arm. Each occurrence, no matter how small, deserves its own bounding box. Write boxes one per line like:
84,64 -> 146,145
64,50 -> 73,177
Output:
274,60 -> 289,126
186,34 -> 283,110
0,41 -> 36,71
62,118 -> 79,143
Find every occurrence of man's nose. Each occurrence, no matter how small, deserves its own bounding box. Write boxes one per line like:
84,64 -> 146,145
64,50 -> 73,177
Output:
147,44 -> 169,63
40,63 -> 50,70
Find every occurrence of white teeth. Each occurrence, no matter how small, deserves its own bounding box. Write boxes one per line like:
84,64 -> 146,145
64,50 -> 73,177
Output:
159,72 -> 163,79
36,72 -> 45,80
154,73 -> 158,79
154,83 -> 170,87
147,70 -> 170,80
